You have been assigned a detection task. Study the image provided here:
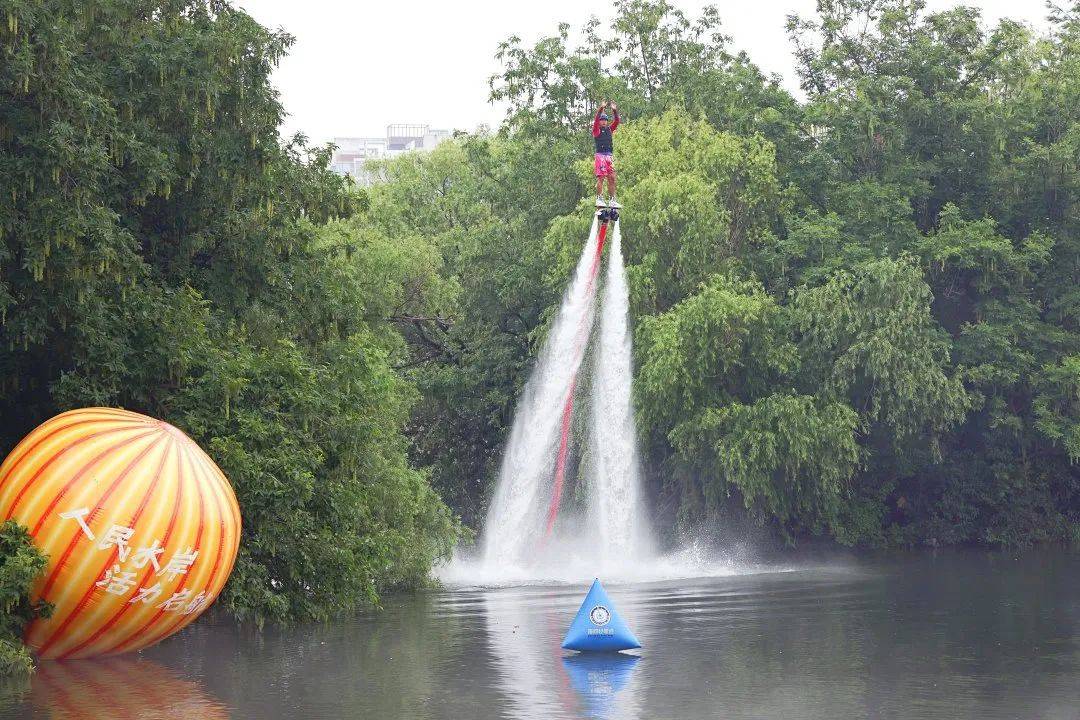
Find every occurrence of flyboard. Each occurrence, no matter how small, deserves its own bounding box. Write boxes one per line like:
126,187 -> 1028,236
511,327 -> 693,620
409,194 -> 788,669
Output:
595,197 -> 621,223
562,578 -> 641,652
545,202 -> 621,537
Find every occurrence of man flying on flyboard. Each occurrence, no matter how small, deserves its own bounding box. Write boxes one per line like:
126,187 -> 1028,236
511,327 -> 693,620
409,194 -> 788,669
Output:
592,100 -> 621,209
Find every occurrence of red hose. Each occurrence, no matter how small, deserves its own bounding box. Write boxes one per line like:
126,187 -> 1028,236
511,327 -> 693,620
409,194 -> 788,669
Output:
544,219 -> 609,537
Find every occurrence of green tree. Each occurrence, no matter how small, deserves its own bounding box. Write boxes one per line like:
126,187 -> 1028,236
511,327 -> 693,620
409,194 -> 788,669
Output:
0,521 -> 50,676
1,0 -> 459,625
395,0 -> 1080,546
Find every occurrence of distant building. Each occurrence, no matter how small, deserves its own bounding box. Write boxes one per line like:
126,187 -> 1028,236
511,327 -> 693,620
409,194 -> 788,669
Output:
386,124 -> 451,153
331,124 -> 451,183
329,137 -> 389,177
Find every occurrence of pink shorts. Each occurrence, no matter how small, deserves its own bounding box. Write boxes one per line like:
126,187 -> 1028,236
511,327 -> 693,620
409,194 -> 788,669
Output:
594,153 -> 614,178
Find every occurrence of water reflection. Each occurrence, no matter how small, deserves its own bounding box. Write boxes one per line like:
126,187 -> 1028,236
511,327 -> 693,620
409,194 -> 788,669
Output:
3,551 -> 1078,720
483,587 -> 581,719
482,584 -> 645,720
562,653 -> 640,719
30,657 -> 228,720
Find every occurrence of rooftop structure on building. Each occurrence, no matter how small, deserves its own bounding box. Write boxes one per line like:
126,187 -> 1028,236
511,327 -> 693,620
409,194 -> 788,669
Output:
331,124 -> 451,182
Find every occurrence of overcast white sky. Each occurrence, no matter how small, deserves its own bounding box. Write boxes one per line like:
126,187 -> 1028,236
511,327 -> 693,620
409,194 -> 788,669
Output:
236,0 -> 1054,144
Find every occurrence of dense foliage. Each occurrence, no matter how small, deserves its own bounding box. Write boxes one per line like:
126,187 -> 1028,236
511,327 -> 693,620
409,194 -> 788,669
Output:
0,522 -> 49,676
0,0 -> 459,625
381,0 -> 1080,546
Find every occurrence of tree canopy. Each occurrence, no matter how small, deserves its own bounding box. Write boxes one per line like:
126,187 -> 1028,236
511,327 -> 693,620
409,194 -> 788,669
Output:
1,0 -> 458,624
395,0 -> 1080,546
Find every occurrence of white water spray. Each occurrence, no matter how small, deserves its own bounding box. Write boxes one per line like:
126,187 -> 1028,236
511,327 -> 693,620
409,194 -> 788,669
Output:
441,216 -> 802,587
481,217 -> 602,565
588,222 -> 653,564
479,216 -> 656,576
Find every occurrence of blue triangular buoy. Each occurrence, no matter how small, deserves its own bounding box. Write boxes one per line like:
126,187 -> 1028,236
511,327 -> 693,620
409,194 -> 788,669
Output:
561,579 -> 641,652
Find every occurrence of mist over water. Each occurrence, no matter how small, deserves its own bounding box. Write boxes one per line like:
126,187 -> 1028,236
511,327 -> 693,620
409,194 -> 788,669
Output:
440,539 -> 795,589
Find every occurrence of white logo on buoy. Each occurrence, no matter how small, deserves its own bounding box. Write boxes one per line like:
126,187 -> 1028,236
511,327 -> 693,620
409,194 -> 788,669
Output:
589,604 -> 611,626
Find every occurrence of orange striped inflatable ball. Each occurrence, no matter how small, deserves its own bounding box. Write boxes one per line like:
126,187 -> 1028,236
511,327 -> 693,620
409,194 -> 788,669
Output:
0,407 -> 241,660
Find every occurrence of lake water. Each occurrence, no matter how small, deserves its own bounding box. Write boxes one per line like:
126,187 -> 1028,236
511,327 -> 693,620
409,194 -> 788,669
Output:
4,548 -> 1079,719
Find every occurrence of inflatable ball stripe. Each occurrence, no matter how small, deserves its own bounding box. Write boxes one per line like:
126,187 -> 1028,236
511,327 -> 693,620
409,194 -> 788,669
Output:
0,407 -> 241,660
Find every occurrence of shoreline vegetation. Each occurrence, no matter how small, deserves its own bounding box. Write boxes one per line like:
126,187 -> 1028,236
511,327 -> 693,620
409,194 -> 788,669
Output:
1,0 -> 1079,673
0,522 -> 49,676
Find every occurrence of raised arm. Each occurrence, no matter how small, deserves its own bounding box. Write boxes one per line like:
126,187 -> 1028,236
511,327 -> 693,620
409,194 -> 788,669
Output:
592,103 -> 605,137
610,103 -> 620,132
